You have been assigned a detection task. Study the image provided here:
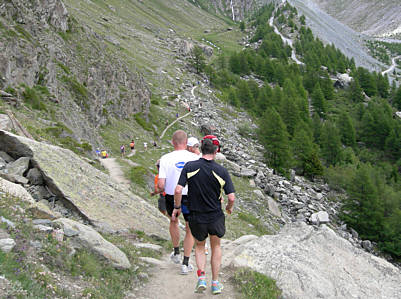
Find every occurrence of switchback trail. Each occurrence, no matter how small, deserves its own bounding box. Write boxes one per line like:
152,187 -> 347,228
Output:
160,111 -> 191,139
382,55 -> 401,76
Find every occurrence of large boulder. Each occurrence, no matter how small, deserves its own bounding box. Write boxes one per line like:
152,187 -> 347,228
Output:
228,222 -> 401,299
54,218 -> 131,269
0,131 -> 169,239
0,114 -> 12,131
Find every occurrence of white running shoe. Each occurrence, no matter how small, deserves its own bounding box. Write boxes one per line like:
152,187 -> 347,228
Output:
170,252 -> 181,264
180,264 -> 194,275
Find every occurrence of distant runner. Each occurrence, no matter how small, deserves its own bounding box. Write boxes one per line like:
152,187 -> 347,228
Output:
120,144 -> 125,157
129,140 -> 135,151
173,135 -> 235,294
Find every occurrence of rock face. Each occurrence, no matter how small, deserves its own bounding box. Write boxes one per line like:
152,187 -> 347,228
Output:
54,218 -> 131,269
0,0 -> 150,145
0,130 -> 169,239
229,223 -> 401,299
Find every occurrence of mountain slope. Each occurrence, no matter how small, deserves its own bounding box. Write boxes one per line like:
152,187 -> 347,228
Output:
312,0 -> 401,38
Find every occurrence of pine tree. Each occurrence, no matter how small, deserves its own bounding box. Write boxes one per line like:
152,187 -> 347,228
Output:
292,128 -> 323,178
237,81 -> 254,109
394,85 -> 401,110
321,122 -> 342,166
341,164 -> 384,241
338,111 -> 356,147
311,83 -> 327,118
189,46 -> 206,74
349,78 -> 365,102
259,108 -> 292,173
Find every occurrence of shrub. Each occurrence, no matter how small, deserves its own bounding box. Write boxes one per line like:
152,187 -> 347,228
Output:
22,86 -> 47,111
232,268 -> 281,299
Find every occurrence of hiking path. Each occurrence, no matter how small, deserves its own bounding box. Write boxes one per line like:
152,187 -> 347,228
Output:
131,242 -> 240,299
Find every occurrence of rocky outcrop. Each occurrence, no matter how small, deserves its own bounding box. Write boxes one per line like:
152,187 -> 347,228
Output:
54,218 -> 131,269
226,223 -> 401,299
0,0 -> 150,146
0,130 -> 169,239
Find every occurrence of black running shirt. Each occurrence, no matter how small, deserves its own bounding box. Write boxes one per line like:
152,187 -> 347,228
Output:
177,158 -> 235,218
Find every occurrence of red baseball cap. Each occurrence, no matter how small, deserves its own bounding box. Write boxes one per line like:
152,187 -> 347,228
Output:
202,135 -> 221,152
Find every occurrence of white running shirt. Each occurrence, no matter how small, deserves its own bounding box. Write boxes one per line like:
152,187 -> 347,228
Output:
159,150 -> 199,195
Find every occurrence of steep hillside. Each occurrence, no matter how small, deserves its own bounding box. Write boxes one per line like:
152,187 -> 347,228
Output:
287,0 -> 384,72
312,0 -> 401,38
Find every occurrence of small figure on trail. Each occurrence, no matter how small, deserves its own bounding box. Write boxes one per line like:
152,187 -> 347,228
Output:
120,144 -> 125,157
157,130 -> 199,275
129,140 -> 135,151
173,135 -> 235,294
153,140 -> 157,148
101,150 -> 108,159
150,160 -> 166,216
176,112 -> 179,118
187,105 -> 191,112
143,142 -> 148,151
96,148 -> 101,157
165,120 -> 169,126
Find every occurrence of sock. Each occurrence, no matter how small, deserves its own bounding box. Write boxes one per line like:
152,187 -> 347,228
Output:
174,247 -> 180,255
212,280 -> 219,285
183,256 -> 189,266
197,270 -> 205,277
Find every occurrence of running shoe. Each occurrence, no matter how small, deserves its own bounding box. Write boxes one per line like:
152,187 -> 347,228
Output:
195,277 -> 207,293
170,252 -> 181,264
205,243 -> 209,255
211,281 -> 224,295
180,264 -> 194,275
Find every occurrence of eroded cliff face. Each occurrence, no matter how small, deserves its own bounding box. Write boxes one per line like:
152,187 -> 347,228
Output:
0,0 -> 150,144
312,0 -> 401,38
201,0 -> 272,21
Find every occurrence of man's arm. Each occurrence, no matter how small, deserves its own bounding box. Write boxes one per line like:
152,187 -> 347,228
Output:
225,193 -> 235,214
172,185 -> 183,221
157,178 -> 165,192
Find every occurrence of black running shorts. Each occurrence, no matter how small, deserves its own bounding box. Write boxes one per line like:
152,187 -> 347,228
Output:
158,194 -> 166,212
189,214 -> 225,241
165,194 -> 190,222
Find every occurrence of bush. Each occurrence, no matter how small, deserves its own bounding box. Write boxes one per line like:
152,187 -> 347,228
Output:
129,166 -> 148,186
134,113 -> 153,132
232,268 -> 281,299
22,86 -> 47,111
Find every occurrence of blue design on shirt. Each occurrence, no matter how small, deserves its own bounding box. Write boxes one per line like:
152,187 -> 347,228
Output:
175,161 -> 185,169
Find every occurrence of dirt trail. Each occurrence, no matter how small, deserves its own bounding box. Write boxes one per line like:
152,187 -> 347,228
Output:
160,112 -> 192,139
133,248 -> 239,299
100,157 -> 131,186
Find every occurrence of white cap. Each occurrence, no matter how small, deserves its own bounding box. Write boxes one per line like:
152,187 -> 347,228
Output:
187,137 -> 199,147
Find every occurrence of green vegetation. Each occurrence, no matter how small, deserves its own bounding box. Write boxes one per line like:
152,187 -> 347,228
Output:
238,212 -> 271,235
189,45 -> 206,74
61,75 -> 89,110
232,268 -> 281,299
22,85 -> 49,111
0,193 -> 162,298
129,165 -> 149,186
203,4 -> 401,260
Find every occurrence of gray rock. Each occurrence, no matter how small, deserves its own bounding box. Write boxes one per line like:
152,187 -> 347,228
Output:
138,257 -> 164,266
133,243 -> 163,253
34,224 -> 53,232
0,131 -> 169,239
26,168 -> 43,185
350,228 -> 359,239
0,238 -> 16,253
267,198 -> 282,218
0,157 -> 6,170
0,173 -> 29,185
63,228 -> 79,237
362,240 -> 373,251
253,189 -> 264,199
54,218 -> 131,269
0,114 -> 13,131
28,185 -> 52,201
240,168 -> 256,177
229,223 -> 401,299
310,211 -> 330,225
0,228 -> 10,239
32,219 -> 53,226
264,183 -> 275,197
0,152 -> 14,163
6,157 -> 30,176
